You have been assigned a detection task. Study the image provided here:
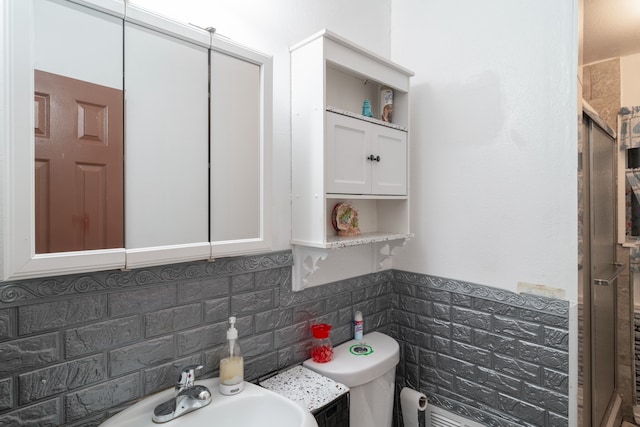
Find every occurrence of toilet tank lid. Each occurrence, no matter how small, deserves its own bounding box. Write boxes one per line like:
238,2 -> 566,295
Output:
303,331 -> 399,387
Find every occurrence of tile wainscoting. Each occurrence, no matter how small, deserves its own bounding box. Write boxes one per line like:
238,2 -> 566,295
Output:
392,272 -> 569,427
0,250 -> 568,426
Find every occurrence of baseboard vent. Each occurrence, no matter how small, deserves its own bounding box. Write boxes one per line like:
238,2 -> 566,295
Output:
426,405 -> 485,427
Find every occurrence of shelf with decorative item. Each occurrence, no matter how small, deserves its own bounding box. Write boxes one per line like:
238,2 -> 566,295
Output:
291,233 -> 413,291
325,231 -> 414,249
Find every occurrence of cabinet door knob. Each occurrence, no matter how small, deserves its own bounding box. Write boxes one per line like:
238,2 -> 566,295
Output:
367,155 -> 381,162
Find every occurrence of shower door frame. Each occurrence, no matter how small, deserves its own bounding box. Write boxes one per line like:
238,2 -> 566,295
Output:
580,110 -> 622,427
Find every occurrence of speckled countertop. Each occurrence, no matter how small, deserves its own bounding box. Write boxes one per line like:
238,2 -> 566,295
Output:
326,106 -> 408,132
260,365 -> 349,413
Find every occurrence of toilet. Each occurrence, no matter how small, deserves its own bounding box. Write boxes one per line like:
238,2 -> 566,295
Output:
303,331 -> 400,427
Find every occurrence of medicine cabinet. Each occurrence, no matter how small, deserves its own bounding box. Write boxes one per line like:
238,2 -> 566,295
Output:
1,0 -> 272,280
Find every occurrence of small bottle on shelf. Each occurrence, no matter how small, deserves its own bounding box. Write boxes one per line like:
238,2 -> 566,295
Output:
362,99 -> 373,117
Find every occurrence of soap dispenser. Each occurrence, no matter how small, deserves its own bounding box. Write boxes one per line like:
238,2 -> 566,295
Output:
219,316 -> 244,395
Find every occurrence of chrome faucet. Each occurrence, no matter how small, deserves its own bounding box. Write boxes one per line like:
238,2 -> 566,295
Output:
152,364 -> 212,423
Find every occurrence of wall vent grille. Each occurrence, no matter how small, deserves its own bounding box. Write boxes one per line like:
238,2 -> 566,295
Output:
430,412 -> 461,427
426,405 -> 485,427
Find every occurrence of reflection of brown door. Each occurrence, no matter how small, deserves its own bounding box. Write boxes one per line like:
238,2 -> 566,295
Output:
34,70 -> 123,253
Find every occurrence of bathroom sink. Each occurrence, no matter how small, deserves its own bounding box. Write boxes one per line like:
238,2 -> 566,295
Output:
99,378 -> 318,427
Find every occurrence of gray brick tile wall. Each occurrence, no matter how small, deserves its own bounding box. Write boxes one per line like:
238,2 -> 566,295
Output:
519,341 -> 569,370
494,353 -> 541,383
231,273 -> 254,292
394,271 -> 569,427
0,378 -> 12,411
64,373 -> 140,422
472,298 -> 520,316
543,367 -> 569,394
520,308 -> 569,328
109,336 -> 174,377
18,354 -> 106,404
176,322 -> 225,356
18,295 -> 106,335
144,303 -> 201,337
497,393 -> 546,425
473,330 -> 519,356
231,288 -> 276,314
548,411 -> 570,427
454,376 -> 496,406
476,366 -> 522,395
451,341 -> 492,368
0,398 -> 62,427
177,276 -> 229,303
0,251 -> 569,426
0,309 -> 13,341
109,284 -> 176,317
437,353 -> 477,377
0,333 -> 60,375
433,302 -> 451,320
452,306 -> 492,330
493,315 -> 543,341
203,297 -> 230,323
523,383 -> 568,416
64,316 -> 142,358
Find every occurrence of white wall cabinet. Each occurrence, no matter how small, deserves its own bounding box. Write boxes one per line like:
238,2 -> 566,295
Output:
290,30 -> 413,289
123,19 -> 210,268
326,111 -> 407,196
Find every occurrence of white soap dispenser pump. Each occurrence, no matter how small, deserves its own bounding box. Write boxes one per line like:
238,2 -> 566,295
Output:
219,316 -> 244,395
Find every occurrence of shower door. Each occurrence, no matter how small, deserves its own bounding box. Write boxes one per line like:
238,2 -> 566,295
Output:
584,113 -> 621,427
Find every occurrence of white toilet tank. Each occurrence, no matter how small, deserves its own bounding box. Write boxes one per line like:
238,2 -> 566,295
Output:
303,331 -> 400,427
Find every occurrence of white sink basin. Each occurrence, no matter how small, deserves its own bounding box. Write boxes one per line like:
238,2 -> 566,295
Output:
100,378 -> 318,427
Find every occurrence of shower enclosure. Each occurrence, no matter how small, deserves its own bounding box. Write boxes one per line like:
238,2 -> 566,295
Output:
579,107 -> 622,427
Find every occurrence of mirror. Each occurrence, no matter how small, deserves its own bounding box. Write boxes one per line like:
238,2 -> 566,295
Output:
1,0 -> 272,280
34,0 -> 124,254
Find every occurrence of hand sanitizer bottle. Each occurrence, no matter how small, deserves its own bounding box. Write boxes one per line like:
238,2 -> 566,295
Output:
219,317 -> 244,395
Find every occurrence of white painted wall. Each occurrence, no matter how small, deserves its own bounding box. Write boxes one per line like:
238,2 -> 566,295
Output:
390,0 -> 579,299
132,0 -> 579,299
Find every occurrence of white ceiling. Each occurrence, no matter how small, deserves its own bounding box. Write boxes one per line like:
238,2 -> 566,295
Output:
583,0 -> 640,64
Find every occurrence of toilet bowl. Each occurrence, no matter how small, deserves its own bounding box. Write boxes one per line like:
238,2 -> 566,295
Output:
303,331 -> 399,427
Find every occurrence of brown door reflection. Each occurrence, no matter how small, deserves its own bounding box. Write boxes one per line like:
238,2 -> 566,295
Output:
34,70 -> 123,253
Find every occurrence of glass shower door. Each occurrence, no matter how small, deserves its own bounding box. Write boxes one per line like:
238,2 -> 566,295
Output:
589,117 -> 620,426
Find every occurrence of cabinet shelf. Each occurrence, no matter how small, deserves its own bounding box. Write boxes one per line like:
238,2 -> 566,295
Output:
292,231 -> 414,249
326,193 -> 407,200
326,106 -> 408,132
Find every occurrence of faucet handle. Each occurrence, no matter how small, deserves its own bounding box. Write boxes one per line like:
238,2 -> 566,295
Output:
177,364 -> 203,390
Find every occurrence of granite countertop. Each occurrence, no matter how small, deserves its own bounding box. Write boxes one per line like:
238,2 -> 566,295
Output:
260,365 -> 349,413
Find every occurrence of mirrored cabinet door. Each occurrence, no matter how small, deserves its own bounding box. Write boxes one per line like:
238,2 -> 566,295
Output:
34,0 -> 125,251
209,47 -> 273,257
123,20 -> 210,269
1,0 -> 127,281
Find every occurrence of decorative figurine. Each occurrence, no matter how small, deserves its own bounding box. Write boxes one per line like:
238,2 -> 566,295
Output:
332,202 -> 360,237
